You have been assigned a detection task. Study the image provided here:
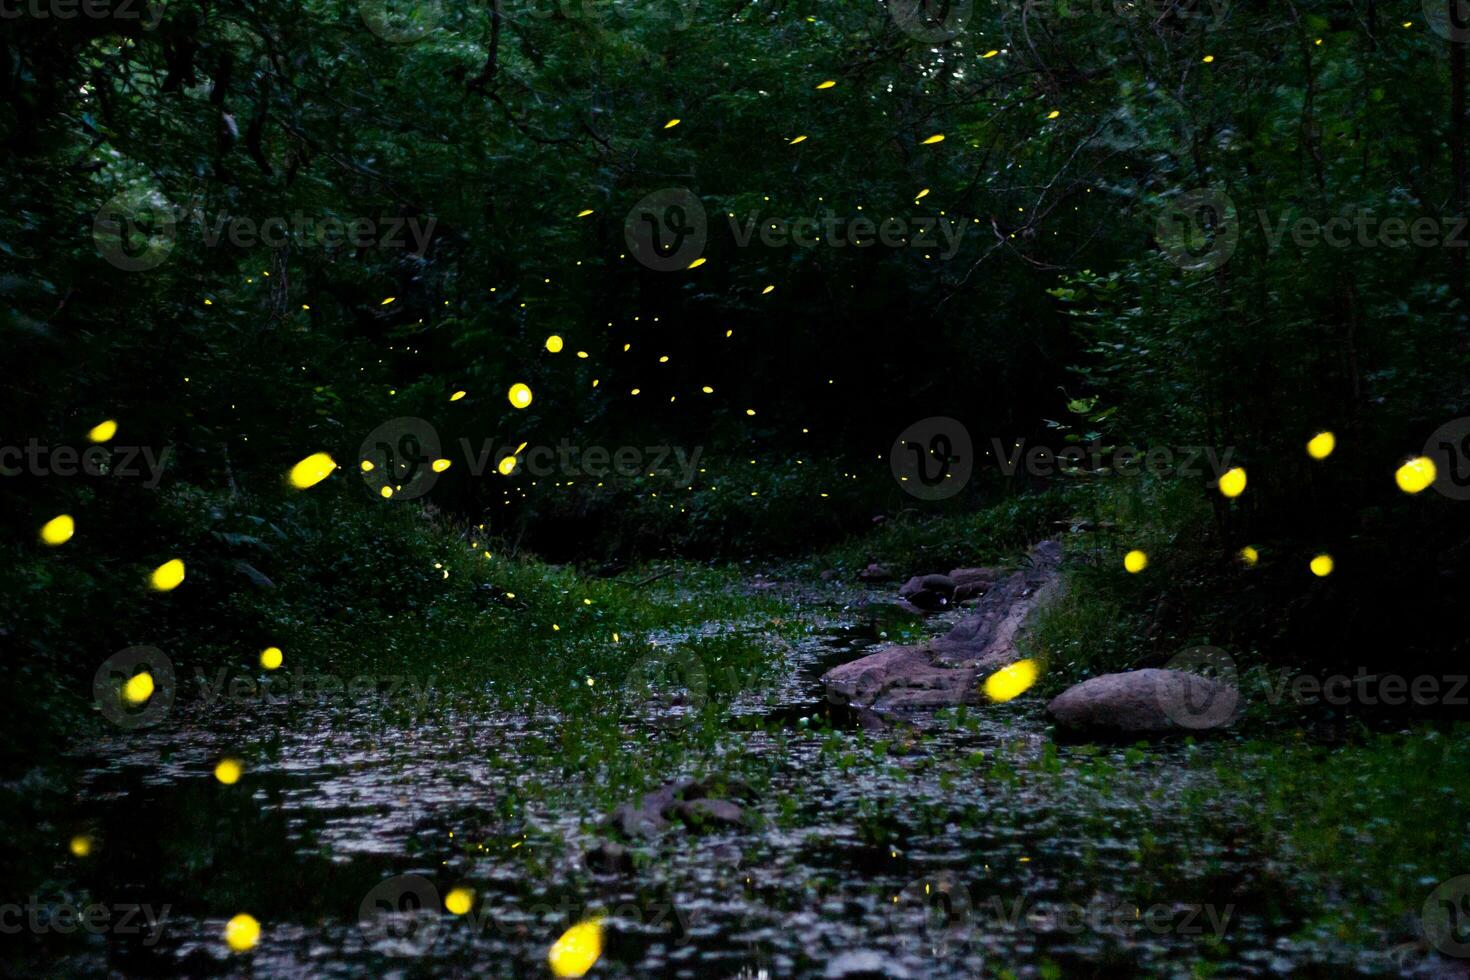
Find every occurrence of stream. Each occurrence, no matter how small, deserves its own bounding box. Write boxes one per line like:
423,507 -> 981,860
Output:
46,597 -> 1424,978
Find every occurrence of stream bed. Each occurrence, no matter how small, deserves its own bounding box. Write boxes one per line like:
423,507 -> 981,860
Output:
41,597 -> 1448,978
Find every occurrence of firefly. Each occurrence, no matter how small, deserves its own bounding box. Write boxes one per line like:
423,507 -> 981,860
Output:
224,913 -> 260,952
1395,456 -> 1436,494
289,453 -> 338,489
548,918 -> 604,978
40,514 -> 74,546
150,559 -> 186,591
983,659 -> 1039,702
1306,431 -> 1335,459
1217,467 -> 1247,498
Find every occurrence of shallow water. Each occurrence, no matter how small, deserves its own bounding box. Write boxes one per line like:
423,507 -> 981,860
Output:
42,600 -> 1431,978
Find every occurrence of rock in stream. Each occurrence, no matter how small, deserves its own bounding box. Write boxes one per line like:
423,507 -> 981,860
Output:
821,541 -> 1061,716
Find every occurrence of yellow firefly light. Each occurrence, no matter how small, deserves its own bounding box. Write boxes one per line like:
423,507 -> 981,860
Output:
223,913 -> 260,952
816,79 -> 836,89
123,671 -> 154,704
789,135 -> 807,145
88,419 -> 118,443
498,456 -> 518,476
508,383 -> 533,409
214,758 -> 244,785
432,458 -> 452,473
450,390 -> 467,402
444,888 -> 474,916
260,647 -> 283,670
921,133 -> 945,144
40,514 -> 75,546
688,257 -> 707,269
69,835 -> 94,858
1395,456 -> 1436,494
150,559 -> 186,592
663,118 -> 681,129
1123,550 -> 1148,573
1310,553 -> 1334,577
546,335 -> 564,353
288,453 -> 338,489
1306,431 -> 1335,459
983,659 -> 1039,702
548,917 -> 604,978
576,209 -> 594,217
1217,467 -> 1247,498
1239,545 -> 1259,567
982,49 -> 999,58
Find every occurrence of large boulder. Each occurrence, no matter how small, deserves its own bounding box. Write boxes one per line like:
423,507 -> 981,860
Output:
948,567 -> 1001,601
822,541 -> 1062,715
1046,668 -> 1241,736
898,573 -> 958,612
